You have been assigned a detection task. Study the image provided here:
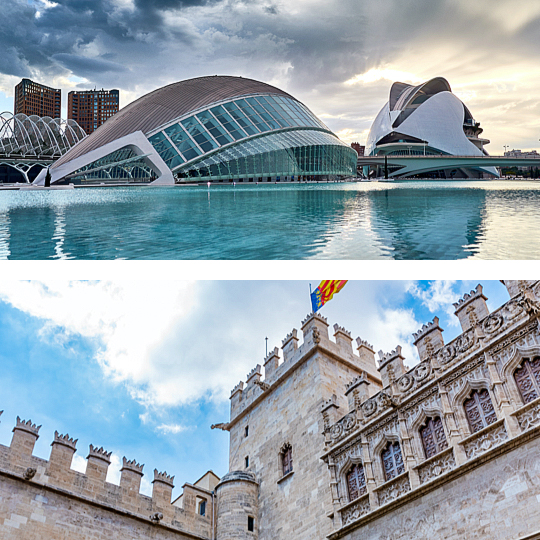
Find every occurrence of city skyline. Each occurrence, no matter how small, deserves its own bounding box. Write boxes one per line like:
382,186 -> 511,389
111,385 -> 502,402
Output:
0,0 -> 539,152
0,280 -> 510,499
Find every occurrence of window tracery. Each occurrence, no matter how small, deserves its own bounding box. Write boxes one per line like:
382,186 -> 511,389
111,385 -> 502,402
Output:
346,463 -> 367,501
463,389 -> 497,433
420,416 -> 448,459
381,441 -> 404,481
514,357 -> 540,404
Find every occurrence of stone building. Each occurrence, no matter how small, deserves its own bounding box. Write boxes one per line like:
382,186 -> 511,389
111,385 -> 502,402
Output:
215,280 -> 540,540
2,280 -> 540,539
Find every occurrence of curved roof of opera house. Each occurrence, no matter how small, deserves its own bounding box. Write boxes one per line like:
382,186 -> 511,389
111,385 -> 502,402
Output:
53,76 -> 294,169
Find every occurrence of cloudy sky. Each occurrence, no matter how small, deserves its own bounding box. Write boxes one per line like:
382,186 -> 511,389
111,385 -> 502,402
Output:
1,0 -> 539,152
0,279 -> 510,498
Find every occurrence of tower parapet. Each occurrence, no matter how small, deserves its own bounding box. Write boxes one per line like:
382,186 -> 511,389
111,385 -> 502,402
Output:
413,316 -> 444,361
453,284 -> 489,332
377,346 -> 406,388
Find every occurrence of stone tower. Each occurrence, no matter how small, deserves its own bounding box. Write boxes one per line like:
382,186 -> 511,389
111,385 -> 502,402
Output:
215,471 -> 259,540
219,313 -> 383,540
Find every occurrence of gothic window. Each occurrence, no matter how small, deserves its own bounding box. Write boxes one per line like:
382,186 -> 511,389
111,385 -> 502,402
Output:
346,463 -> 367,501
381,441 -> 404,481
281,443 -> 293,476
420,417 -> 448,459
463,389 -> 497,433
514,357 -> 540,404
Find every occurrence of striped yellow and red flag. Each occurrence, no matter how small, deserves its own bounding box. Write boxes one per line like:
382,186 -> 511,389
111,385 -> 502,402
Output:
310,280 -> 348,312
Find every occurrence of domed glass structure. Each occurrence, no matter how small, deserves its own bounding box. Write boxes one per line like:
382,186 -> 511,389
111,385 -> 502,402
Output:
366,77 -> 498,178
39,76 -> 357,185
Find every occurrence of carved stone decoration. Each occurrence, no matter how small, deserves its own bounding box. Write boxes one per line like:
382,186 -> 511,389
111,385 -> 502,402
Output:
515,399 -> 540,431
517,294 -> 540,317
437,344 -> 456,365
461,421 -> 508,459
23,467 -> 37,480
503,298 -> 525,320
414,361 -> 431,382
327,412 -> 358,444
343,414 -> 356,431
330,422 -> 344,440
340,494 -> 370,526
312,327 -> 321,344
417,448 -> 456,484
483,313 -> 504,334
333,441 -> 363,471
377,392 -> 396,410
377,473 -> 411,505
363,398 -> 377,417
397,373 -> 415,393
455,329 -> 476,353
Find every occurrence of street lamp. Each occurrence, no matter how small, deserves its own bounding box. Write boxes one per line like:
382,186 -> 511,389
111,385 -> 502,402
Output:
503,145 -> 509,155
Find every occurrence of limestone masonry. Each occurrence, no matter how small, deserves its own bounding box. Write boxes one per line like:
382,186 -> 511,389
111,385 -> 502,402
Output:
2,280 -> 540,539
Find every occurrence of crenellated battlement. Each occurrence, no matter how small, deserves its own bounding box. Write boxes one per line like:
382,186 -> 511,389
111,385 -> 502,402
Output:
356,338 -> 374,352
121,457 -> 144,474
227,314 -> 383,425
88,444 -> 112,463
453,284 -> 484,310
53,431 -> 78,450
153,469 -> 175,487
301,311 -> 328,327
412,316 -> 440,342
0,412 -> 217,539
14,416 -> 41,436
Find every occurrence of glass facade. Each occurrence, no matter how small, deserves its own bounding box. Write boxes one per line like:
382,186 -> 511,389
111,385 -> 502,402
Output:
65,147 -> 154,184
146,94 -> 355,182
62,93 -> 356,184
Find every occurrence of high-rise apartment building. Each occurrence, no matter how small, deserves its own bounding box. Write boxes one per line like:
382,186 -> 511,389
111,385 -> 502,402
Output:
67,89 -> 120,135
14,78 -> 61,118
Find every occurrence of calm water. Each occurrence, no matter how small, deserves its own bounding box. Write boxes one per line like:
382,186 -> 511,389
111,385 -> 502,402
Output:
1,180 -> 539,260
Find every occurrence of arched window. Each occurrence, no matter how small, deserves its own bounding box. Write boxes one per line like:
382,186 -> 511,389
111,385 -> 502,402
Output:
463,389 -> 497,433
346,463 -> 366,501
514,357 -> 540,404
281,444 -> 293,476
381,441 -> 404,481
420,417 -> 448,459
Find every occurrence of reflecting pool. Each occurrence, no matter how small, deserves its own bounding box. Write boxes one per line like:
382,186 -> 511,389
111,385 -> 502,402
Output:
1,180 -> 539,259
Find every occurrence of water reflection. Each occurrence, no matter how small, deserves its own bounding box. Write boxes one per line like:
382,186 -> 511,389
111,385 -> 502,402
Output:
0,181 -> 539,260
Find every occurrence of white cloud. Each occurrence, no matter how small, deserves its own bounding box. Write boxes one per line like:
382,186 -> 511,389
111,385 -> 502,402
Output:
156,423 -> 190,434
407,281 -> 462,326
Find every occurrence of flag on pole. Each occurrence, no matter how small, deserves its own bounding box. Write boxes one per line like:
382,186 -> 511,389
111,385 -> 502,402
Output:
310,280 -> 348,312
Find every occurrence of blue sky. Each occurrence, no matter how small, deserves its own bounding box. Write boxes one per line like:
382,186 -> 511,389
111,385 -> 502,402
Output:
0,280 -> 510,498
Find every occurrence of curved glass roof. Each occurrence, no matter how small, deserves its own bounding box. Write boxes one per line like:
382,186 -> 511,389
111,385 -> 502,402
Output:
53,76 -> 296,169
147,93 -> 330,172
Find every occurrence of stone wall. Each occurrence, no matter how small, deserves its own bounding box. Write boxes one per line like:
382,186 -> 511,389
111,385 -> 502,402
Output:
340,431 -> 540,540
0,414 -> 215,540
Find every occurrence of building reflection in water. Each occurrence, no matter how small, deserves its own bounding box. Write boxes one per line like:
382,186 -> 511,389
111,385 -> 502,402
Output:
0,183 -> 538,260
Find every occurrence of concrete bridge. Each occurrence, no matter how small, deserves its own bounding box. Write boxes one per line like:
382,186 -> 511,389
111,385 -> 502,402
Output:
357,155 -> 540,178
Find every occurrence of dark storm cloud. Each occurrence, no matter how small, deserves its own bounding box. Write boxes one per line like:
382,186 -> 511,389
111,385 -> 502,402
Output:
52,53 -> 128,76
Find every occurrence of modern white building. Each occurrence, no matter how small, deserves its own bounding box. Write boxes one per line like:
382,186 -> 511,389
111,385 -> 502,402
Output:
365,77 -> 498,178
35,76 -> 357,186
